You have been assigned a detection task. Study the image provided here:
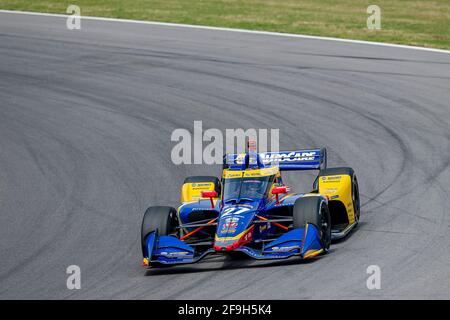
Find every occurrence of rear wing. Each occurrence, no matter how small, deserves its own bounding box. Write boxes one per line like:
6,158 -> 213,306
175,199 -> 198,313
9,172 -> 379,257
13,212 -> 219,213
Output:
224,148 -> 327,171
259,148 -> 327,171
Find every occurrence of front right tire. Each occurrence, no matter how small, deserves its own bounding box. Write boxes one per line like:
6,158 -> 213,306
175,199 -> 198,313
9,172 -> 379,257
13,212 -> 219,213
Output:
293,196 -> 331,251
141,206 -> 177,257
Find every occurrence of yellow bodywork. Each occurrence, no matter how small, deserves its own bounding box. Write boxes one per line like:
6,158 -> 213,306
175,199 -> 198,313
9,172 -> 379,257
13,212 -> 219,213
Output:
318,174 -> 356,224
180,181 -> 217,203
303,249 -> 324,259
222,166 -> 279,179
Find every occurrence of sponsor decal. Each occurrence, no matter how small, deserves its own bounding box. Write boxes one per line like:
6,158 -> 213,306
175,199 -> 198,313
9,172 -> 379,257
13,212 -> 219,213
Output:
191,207 -> 206,211
269,246 -> 298,252
242,228 -> 253,242
222,217 -> 239,232
261,151 -> 317,163
160,251 -> 192,257
245,172 -> 261,177
192,183 -> 211,187
224,172 -> 242,178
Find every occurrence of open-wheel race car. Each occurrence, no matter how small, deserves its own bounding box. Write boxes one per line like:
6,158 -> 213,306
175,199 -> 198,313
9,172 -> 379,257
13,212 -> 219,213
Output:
141,147 -> 360,267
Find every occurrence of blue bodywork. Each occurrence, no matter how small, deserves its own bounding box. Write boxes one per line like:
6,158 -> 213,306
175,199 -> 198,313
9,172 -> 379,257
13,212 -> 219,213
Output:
144,224 -> 323,265
143,150 -> 327,266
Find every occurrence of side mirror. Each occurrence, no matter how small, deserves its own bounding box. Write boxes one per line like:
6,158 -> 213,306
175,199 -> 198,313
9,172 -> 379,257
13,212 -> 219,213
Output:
201,190 -> 218,208
272,186 -> 287,204
272,186 -> 287,195
201,190 -> 218,198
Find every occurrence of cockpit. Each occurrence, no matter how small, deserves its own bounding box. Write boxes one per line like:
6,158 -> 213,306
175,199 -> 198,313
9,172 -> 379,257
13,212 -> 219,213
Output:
222,175 -> 274,203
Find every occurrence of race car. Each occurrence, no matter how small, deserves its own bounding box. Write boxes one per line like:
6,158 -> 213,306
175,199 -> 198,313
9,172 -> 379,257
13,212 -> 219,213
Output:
141,147 -> 360,267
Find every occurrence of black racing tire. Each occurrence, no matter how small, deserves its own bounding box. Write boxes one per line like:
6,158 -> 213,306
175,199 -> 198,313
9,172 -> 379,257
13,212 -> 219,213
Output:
293,196 -> 331,251
352,174 -> 360,223
183,176 -> 221,195
141,206 -> 177,257
318,167 -> 360,224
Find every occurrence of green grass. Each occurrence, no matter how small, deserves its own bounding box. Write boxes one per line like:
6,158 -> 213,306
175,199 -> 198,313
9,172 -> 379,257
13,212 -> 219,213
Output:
1,0 -> 449,49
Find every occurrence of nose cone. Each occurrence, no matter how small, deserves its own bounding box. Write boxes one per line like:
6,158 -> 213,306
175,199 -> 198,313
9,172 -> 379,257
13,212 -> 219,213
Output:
214,207 -> 255,251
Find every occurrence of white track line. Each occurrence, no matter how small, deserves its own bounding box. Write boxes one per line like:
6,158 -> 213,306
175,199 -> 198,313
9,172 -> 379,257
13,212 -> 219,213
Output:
1,9 -> 449,54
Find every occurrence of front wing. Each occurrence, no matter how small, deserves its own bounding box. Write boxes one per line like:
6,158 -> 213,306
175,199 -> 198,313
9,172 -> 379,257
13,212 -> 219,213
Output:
143,224 -> 324,267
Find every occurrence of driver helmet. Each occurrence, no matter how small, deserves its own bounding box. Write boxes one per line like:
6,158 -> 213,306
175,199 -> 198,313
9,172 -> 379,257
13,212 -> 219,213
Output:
245,180 -> 263,195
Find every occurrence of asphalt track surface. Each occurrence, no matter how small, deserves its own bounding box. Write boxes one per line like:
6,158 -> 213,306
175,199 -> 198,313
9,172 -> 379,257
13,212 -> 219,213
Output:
0,12 -> 450,299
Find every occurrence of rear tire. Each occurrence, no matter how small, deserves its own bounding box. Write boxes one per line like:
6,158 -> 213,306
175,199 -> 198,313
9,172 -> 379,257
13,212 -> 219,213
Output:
293,196 -> 331,251
141,206 -> 177,257
352,174 -> 360,224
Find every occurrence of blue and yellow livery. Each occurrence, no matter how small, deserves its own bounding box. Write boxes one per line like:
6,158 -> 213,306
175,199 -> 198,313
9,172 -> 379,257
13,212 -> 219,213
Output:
140,147 -> 360,268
